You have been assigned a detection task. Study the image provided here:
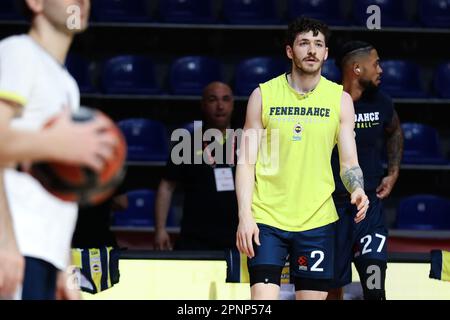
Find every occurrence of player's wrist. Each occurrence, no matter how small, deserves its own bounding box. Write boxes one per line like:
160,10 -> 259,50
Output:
155,225 -> 167,233
352,187 -> 365,195
388,169 -> 399,179
238,209 -> 253,220
35,130 -> 60,161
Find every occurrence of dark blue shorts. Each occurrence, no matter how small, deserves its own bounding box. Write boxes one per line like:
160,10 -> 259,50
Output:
21,257 -> 58,300
248,223 -> 335,280
331,192 -> 388,288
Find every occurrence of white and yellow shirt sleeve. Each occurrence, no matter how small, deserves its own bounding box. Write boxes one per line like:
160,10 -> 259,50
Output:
0,37 -> 37,111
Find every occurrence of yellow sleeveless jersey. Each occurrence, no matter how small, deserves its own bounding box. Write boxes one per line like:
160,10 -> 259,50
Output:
252,73 -> 343,231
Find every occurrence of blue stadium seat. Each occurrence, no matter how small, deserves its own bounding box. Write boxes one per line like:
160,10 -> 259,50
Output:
419,0 -> 450,28
379,60 -> 426,98
395,195 -> 450,230
0,0 -> 23,20
91,0 -> 151,22
159,0 -> 214,23
401,123 -> 448,165
322,59 -> 341,83
118,119 -> 169,161
181,120 -> 202,134
169,120 -> 202,151
223,0 -> 279,25
434,62 -> 450,98
235,57 -> 287,96
288,0 -> 346,25
353,0 -> 410,27
101,55 -> 160,95
65,54 -> 96,93
112,189 -> 177,227
113,189 -> 156,227
170,56 -> 222,95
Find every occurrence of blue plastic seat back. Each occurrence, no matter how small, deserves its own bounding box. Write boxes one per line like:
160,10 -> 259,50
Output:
288,0 -> 346,25
118,118 -> 169,161
113,189 -> 177,227
170,56 -> 222,95
379,60 -> 426,98
159,0 -> 214,23
353,0 -> 410,27
65,54 -> 96,93
235,57 -> 287,96
169,120 -> 199,149
113,189 -> 156,227
434,61 -> 450,98
102,55 -> 160,94
223,0 -> 279,25
181,120 -> 202,134
401,123 -> 447,164
91,0 -> 151,22
419,0 -> 450,28
322,59 -> 341,83
396,195 -> 450,230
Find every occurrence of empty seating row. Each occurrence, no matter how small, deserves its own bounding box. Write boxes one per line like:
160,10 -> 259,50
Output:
119,119 -> 449,165
68,55 -> 291,96
2,0 -> 449,28
112,190 -> 450,231
67,55 -> 450,98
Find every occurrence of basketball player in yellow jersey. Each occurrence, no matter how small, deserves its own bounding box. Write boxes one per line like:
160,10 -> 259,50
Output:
236,17 -> 369,300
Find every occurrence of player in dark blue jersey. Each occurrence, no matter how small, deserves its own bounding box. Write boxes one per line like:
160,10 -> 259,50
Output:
328,41 -> 404,300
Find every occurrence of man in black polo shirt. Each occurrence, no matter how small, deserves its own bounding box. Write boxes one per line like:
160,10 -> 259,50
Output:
154,82 -> 238,250
328,41 -> 404,300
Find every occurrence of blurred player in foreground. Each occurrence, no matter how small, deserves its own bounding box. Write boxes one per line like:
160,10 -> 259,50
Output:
0,0 -> 116,299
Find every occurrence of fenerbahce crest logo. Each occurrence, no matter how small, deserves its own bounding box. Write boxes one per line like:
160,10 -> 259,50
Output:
292,123 -> 303,141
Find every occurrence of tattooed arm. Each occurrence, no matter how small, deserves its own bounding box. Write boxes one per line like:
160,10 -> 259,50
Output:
341,166 -> 364,193
376,110 -> 403,199
338,92 -> 369,223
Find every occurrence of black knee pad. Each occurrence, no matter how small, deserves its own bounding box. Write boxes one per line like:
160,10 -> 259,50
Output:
356,259 -> 387,300
292,277 -> 332,292
248,265 -> 283,286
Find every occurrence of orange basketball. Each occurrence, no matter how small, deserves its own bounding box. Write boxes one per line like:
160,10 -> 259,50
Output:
30,107 -> 127,206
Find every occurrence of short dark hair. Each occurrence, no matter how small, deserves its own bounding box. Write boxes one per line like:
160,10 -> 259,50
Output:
15,0 -> 33,20
335,40 -> 374,70
285,16 -> 330,47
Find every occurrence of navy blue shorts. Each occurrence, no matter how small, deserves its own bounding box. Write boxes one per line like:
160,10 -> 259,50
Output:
248,223 -> 335,280
331,192 -> 388,288
21,257 -> 58,300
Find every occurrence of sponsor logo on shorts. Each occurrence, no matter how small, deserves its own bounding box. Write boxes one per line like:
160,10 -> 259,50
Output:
298,256 -> 308,271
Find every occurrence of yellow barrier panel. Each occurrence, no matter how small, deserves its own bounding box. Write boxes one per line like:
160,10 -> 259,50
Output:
82,260 -> 450,300
213,283 -> 251,300
82,260 -> 251,300
351,263 -> 450,300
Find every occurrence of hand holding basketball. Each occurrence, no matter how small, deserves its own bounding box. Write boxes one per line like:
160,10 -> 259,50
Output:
43,107 -> 118,172
30,107 -> 127,206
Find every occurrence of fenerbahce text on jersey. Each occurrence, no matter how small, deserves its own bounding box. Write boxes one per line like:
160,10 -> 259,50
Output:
252,74 -> 343,232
